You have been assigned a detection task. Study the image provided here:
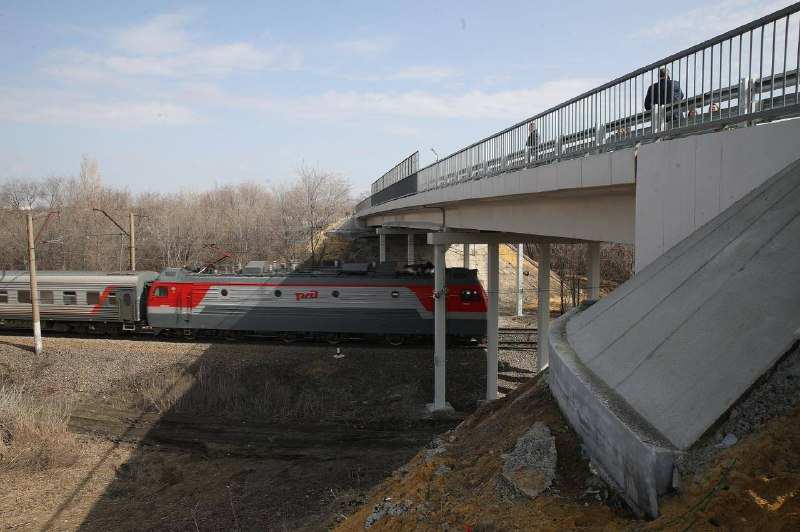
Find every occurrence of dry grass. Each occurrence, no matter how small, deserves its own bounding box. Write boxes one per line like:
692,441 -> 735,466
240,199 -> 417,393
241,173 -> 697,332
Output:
0,384 -> 79,472
120,363 -> 331,421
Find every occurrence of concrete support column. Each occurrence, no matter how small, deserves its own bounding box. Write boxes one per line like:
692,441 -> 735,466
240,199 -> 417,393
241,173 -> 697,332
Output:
588,241 -> 601,300
379,233 -> 386,263
407,234 -> 415,264
486,242 -> 499,401
516,243 -> 524,316
463,243 -> 470,269
537,243 -> 551,370
428,243 -> 450,412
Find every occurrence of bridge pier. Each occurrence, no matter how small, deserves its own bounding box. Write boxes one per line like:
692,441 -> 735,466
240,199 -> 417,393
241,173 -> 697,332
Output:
463,244 -> 470,269
486,242 -> 499,401
427,231 -> 565,400
379,233 -> 386,263
407,234 -> 415,264
516,243 -> 524,316
588,242 -> 601,299
537,243 -> 551,370
427,242 -> 453,414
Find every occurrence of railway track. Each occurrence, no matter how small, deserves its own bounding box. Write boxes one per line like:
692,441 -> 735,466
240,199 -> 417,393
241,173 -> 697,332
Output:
1,326 -> 537,351
496,327 -> 538,351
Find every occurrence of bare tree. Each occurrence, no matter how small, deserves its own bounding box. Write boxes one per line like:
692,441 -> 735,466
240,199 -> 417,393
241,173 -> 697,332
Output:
294,166 -> 351,266
0,157 -> 354,272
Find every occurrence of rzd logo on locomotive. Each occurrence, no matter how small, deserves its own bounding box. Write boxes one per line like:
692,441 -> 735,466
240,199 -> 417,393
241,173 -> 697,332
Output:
295,290 -> 319,301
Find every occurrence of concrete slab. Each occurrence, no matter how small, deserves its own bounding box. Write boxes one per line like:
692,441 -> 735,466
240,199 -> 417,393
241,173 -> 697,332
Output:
557,158 -> 582,190
611,149 -> 636,184
581,151 -> 612,188
551,156 -> 800,516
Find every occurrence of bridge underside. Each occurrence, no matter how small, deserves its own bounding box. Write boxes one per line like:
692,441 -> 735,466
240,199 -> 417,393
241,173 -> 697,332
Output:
365,185 -> 635,245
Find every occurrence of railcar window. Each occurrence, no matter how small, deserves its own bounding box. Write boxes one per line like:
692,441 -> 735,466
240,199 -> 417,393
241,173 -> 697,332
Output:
63,291 -> 77,305
18,290 -> 31,303
0,290 -> 7,303
39,290 -> 54,304
87,292 -> 100,305
154,287 -> 168,297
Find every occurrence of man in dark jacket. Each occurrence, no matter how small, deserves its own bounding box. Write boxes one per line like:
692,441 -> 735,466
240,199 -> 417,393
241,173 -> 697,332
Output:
644,67 -> 684,124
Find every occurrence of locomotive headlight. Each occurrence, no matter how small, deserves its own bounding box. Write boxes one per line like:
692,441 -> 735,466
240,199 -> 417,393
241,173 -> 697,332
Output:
460,289 -> 480,301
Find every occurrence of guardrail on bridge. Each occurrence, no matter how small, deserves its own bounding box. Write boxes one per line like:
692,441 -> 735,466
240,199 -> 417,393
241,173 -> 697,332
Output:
359,4 -> 800,212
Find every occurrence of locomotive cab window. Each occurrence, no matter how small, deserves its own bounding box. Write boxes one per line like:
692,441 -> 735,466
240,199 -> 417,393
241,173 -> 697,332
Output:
123,293 -> 132,306
63,291 -> 77,305
87,292 -> 100,305
154,287 -> 168,297
107,292 -> 117,305
39,290 -> 54,304
0,290 -> 7,303
18,290 -> 31,304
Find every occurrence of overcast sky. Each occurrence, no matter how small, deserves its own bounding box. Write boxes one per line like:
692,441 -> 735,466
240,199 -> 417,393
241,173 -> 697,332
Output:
0,0 -> 793,195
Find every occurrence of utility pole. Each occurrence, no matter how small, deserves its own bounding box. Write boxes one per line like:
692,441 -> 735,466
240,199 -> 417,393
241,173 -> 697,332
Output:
92,208 -> 137,271
25,211 -> 43,355
129,211 -> 136,271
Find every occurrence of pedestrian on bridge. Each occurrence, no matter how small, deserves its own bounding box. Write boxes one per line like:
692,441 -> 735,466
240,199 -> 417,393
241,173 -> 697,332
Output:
526,122 -> 539,163
644,67 -> 685,127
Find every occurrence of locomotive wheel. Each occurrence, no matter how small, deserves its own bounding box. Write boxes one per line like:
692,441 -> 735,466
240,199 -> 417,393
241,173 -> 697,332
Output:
385,334 -> 405,347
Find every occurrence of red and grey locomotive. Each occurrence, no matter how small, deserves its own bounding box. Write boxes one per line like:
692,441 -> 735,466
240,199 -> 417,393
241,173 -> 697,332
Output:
0,264 -> 487,342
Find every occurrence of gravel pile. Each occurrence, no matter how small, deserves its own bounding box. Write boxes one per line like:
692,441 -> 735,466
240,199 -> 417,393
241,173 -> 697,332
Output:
497,315 -> 539,396
677,342 -> 800,480
499,421 -> 557,499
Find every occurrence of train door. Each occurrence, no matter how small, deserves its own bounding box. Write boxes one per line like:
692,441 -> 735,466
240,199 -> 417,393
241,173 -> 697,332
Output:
119,289 -> 136,326
177,285 -> 192,324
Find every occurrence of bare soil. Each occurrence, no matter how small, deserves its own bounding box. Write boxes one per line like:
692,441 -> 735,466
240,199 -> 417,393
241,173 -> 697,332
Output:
0,333 -> 535,531
336,372 -> 800,531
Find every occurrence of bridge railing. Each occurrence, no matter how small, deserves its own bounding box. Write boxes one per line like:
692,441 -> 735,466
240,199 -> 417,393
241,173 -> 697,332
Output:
370,151 -> 419,195
354,4 -> 800,204
354,196 -> 372,213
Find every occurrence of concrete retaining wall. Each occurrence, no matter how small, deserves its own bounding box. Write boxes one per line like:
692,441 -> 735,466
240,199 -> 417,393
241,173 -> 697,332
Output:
548,310 -> 676,518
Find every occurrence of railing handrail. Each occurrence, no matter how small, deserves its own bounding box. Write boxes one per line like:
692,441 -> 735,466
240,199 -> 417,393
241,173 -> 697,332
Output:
358,3 -> 800,211
414,3 -> 800,176
370,151 -> 419,194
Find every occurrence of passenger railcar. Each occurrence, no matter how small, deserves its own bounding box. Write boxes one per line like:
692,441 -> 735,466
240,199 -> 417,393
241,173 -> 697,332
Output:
0,271 -> 157,333
146,267 -> 487,340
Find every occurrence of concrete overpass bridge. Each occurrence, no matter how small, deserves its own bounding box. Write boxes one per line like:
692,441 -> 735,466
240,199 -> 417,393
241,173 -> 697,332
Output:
352,4 -> 800,517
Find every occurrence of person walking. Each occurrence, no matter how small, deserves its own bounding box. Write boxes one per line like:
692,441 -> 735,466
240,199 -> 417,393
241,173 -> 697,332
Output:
644,67 -> 684,130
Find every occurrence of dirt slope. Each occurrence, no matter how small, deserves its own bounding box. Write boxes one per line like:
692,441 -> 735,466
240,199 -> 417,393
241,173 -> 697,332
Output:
336,374 -> 800,531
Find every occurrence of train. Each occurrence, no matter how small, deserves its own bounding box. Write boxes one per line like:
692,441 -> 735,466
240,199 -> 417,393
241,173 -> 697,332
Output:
0,262 -> 487,344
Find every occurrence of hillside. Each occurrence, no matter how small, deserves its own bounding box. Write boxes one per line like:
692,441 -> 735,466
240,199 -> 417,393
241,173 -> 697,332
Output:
335,348 -> 800,531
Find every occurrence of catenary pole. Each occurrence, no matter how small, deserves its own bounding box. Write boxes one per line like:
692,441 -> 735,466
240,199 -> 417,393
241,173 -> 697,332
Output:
129,212 -> 136,271
25,211 -> 43,355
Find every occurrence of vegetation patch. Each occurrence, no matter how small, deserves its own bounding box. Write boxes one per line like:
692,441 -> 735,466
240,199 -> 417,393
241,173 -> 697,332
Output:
0,385 -> 78,472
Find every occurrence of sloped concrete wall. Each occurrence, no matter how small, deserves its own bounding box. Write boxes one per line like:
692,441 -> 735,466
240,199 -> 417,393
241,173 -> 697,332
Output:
550,155 -> 800,517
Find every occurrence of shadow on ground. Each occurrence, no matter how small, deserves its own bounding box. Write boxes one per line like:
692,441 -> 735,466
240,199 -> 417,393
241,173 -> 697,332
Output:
43,341 -> 486,530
